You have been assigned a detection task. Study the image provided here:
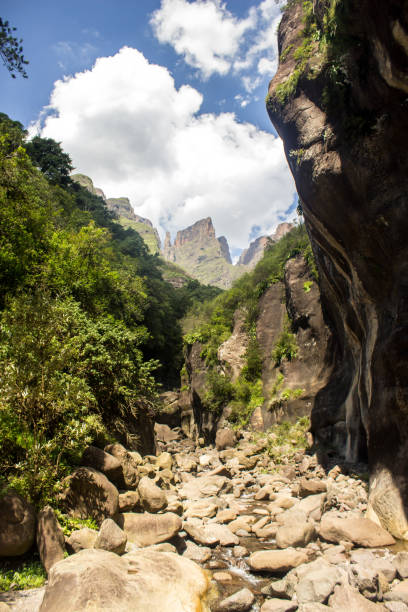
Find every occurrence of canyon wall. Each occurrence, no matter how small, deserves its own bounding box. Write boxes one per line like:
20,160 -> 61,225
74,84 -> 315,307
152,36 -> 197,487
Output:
267,0 -> 408,538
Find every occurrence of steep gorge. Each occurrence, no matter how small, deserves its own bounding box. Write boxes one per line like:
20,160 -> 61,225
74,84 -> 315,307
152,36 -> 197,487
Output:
266,0 -> 408,538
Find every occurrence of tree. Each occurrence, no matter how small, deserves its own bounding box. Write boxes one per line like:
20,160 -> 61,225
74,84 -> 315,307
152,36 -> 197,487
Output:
25,137 -> 74,186
0,18 -> 28,78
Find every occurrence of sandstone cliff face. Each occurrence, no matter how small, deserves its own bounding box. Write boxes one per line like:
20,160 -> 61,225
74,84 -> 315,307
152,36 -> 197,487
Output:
238,223 -> 294,268
162,218 -> 243,289
267,0 -> 408,538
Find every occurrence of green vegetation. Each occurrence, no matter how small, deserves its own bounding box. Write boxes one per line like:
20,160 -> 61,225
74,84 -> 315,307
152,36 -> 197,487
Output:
0,17 -> 28,78
0,112 -> 215,507
183,224 -> 315,427
266,416 -> 310,463
303,280 -> 313,292
272,316 -> 298,365
54,510 -> 98,537
289,148 -> 306,167
0,560 -> 46,591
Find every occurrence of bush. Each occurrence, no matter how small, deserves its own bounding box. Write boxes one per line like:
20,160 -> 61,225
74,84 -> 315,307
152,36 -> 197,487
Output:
272,318 -> 298,365
0,560 -> 46,592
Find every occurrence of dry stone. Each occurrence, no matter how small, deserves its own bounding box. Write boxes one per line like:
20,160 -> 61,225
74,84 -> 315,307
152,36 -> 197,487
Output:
248,550 -> 308,573
320,515 -> 395,547
95,518 -> 127,555
59,467 -> 119,524
384,581 -> 408,606
138,476 -> 167,513
118,512 -> 182,547
217,587 -> 255,611
276,521 -> 316,549
216,428 -> 237,451
81,446 -> 123,487
0,492 -> 36,557
104,443 -> 140,489
36,506 -> 65,574
260,600 -> 298,611
66,528 -> 98,553
329,583 -> 387,610
118,490 -> 140,513
182,540 -> 212,563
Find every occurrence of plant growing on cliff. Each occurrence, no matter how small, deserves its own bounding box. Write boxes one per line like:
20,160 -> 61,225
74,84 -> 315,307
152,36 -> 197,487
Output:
272,316 -> 298,365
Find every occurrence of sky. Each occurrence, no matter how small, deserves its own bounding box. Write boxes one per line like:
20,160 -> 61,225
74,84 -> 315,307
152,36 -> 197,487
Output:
1,0 -> 296,259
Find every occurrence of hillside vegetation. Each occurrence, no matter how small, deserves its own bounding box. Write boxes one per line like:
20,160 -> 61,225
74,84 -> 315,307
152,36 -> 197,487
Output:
0,113 -> 216,506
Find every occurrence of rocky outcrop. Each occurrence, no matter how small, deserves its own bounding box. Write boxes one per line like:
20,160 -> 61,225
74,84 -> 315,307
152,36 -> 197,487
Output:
266,0 -> 408,538
238,223 -> 294,268
0,492 -> 36,557
162,218 -> 243,289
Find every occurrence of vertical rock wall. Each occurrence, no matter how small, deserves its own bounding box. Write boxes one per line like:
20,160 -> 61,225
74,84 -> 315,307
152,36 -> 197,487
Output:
266,0 -> 408,537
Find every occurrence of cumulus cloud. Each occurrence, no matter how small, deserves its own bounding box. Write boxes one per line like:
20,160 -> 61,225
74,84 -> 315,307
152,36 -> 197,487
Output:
35,47 -> 295,251
151,0 -> 283,86
150,0 -> 257,79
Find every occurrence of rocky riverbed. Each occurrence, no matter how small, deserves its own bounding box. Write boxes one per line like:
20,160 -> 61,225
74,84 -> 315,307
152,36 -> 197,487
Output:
2,424 -> 408,611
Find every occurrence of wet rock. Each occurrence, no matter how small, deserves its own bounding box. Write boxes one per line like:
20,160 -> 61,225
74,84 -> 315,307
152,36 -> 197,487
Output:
36,506 -> 65,574
118,512 -> 182,547
59,467 -> 119,524
216,428 -> 237,451
276,521 -> 316,549
118,490 -> 140,513
248,549 -> 308,573
95,518 -> 127,555
39,548 -> 209,611
233,545 -> 248,558
0,492 -> 36,557
138,476 -> 167,513
104,443 -> 140,489
81,446 -> 123,487
329,583 -> 387,610
217,587 -> 255,611
66,527 -> 98,553
182,540 -> 212,563
319,515 -> 395,547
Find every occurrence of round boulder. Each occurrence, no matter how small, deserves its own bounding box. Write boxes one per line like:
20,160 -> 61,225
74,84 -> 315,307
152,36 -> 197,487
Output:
0,492 -> 36,557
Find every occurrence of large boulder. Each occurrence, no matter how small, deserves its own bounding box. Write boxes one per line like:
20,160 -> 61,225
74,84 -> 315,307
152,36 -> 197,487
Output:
81,446 -> 123,488
276,521 -> 316,549
215,428 -> 237,451
137,477 -> 167,513
118,512 -> 182,547
36,506 -> 65,573
319,515 -> 395,547
39,548 -> 210,611
0,492 -> 36,557
66,528 -> 98,553
248,550 -> 308,573
59,467 -> 119,524
95,518 -> 127,555
104,444 -> 140,490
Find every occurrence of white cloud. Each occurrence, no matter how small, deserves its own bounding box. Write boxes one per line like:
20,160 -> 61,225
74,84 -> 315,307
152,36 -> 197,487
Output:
35,47 -> 294,251
150,0 -> 257,79
151,0 -> 283,87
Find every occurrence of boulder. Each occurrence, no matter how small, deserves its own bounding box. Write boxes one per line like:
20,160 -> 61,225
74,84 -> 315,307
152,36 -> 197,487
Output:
175,453 -> 197,472
59,467 -> 119,524
260,600 -> 298,611
95,518 -> 127,555
349,564 -> 383,601
118,491 -> 140,513
104,443 -> 139,489
155,452 -> 173,471
384,581 -> 408,605
296,564 -> 342,604
276,521 -> 316,549
118,512 -> 182,547
217,587 -> 255,611
0,492 -> 36,557
155,423 -> 179,443
319,515 -> 395,547
299,478 -> 327,497
183,522 -> 219,547
184,500 -> 217,519
329,583 -> 387,610
182,540 -> 212,563
36,506 -> 65,574
81,446 -> 123,487
39,548 -> 209,611
137,477 -> 167,513
179,474 -> 228,500
216,428 -> 237,451
248,550 -> 308,573
66,527 -> 98,553
394,553 -> 408,580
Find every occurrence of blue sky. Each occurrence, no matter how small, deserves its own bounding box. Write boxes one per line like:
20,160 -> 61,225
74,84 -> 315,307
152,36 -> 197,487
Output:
1,0 -> 296,256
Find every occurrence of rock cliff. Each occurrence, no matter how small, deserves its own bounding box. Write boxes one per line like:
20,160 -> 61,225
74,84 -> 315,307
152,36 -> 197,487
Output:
267,0 -> 408,538
162,218 -> 243,289
238,222 -> 294,268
